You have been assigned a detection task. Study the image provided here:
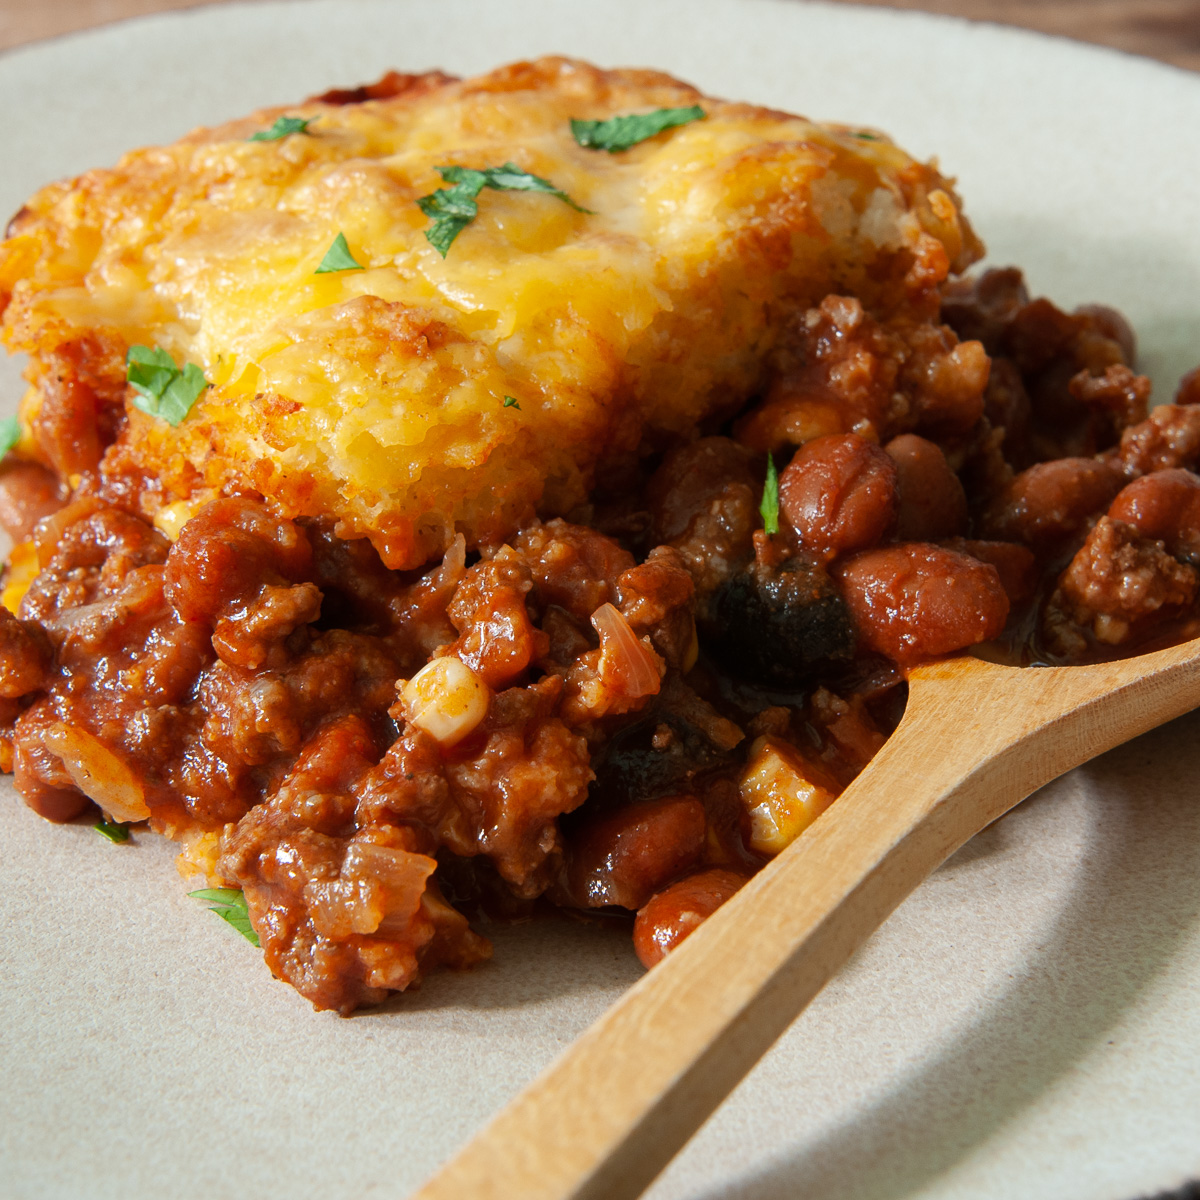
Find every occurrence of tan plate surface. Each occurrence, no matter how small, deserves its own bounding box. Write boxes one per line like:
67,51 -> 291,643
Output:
1,3 -> 1199,1198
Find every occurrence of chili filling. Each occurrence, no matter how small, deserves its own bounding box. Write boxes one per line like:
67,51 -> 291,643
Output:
1,264 -> 1197,1013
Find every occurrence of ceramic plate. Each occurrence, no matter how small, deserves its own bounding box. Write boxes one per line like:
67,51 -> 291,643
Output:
1,3 -> 1199,1198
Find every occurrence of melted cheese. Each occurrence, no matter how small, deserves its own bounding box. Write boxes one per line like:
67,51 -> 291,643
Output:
0,57 -> 980,568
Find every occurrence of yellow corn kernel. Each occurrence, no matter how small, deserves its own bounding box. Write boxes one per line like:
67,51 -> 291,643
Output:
402,656 -> 490,748
1,540 -> 39,614
153,500 -> 197,542
739,736 -> 838,856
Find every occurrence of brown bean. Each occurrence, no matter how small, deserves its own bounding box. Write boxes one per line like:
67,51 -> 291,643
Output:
633,868 -> 749,968
564,795 -> 707,911
834,543 -> 1009,665
0,461 -> 64,542
886,434 -> 968,540
1075,304 -> 1137,367
779,434 -> 898,561
12,741 -> 89,822
943,539 -> 1038,606
1108,469 -> 1200,561
1176,366 -> 1200,407
647,437 -> 757,544
982,457 -> 1124,549
0,607 -> 49,698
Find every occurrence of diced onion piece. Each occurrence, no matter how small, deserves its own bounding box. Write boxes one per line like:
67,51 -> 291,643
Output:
1,540 -> 39,614
591,602 -> 663,699
739,736 -> 837,856
345,843 -> 436,936
305,842 -> 436,939
402,656 -> 490,747
42,722 -> 150,823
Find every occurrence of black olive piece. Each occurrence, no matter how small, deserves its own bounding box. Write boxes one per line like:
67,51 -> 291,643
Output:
585,706 -> 736,812
703,556 -> 855,685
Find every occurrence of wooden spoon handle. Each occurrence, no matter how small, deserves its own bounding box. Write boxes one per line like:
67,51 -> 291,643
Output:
413,642 -> 1200,1200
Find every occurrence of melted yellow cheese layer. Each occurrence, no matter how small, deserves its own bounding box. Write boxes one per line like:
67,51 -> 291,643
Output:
0,58 -> 980,568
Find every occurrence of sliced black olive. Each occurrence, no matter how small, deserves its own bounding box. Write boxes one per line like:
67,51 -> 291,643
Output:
703,556 -> 854,685
586,700 -> 737,811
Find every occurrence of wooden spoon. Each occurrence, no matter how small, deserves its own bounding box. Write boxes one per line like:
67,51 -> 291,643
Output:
413,636 -> 1200,1200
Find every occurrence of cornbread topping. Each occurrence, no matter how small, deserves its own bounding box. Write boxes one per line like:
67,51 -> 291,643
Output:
0,59 -> 1197,1012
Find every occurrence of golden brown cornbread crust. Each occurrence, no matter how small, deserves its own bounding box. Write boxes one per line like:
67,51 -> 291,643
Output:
0,57 -> 981,569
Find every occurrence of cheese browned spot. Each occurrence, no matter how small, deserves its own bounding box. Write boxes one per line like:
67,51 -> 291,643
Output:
0,57 -> 979,570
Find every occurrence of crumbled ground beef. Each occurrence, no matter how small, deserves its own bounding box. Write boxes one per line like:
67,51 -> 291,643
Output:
3,268 -> 1199,1010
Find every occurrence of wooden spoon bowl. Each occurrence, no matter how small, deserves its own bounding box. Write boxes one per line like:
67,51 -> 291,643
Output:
415,636 -> 1200,1200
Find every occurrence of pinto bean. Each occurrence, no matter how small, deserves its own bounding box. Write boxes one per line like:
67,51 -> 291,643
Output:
1175,366 -> 1200,407
645,439 -> 758,598
981,457 -> 1123,549
13,774 -> 89,822
0,461 -> 64,541
0,606 -> 50,698
564,795 -> 707,911
12,709 -> 90,822
633,868 -> 749,968
1107,469 -> 1200,562
647,437 -> 757,544
885,434 -> 968,540
834,543 -> 1009,665
779,434 -> 898,561
941,539 -> 1037,606
1075,304 -> 1137,367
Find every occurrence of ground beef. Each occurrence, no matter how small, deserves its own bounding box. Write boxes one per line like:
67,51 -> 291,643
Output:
4,267 -> 1199,1011
1044,517 -> 1199,655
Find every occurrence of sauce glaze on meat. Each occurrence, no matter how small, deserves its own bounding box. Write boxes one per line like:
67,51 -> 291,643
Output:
2,264 -> 1197,1013
1,61 -> 1198,1011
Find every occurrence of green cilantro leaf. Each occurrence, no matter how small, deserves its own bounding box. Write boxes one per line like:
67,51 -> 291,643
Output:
853,131 -> 880,141
0,415 -> 21,458
189,888 -> 260,947
417,184 -> 482,258
570,105 -> 705,153
248,115 -> 315,142
418,163 -> 591,257
315,231 -> 365,274
759,453 -> 780,536
464,164 -> 590,212
503,396 -> 521,409
94,819 -> 130,843
126,345 -> 208,427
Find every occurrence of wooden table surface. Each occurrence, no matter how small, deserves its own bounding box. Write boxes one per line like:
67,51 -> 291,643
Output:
1,0 -> 1198,70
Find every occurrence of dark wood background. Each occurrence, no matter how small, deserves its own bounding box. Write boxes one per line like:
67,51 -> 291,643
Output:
1,0 -> 1198,70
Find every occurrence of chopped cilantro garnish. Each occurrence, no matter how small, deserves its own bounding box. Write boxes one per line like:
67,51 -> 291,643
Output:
503,396 -> 521,409
759,453 -> 780,536
418,163 -> 590,257
853,131 -> 881,141
0,415 -> 20,458
125,345 -> 208,427
248,115 -> 315,142
94,819 -> 130,843
571,105 -> 705,153
315,231 -> 364,274
189,888 -> 260,947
